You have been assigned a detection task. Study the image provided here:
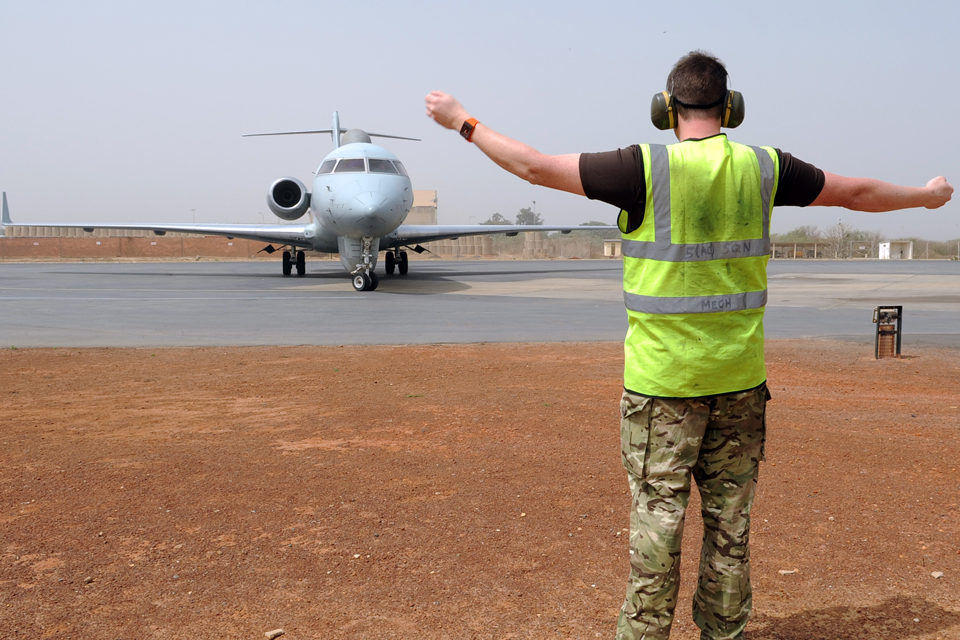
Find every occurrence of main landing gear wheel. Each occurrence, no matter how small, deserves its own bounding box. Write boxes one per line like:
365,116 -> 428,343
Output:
282,251 -> 292,276
398,250 -> 409,275
296,250 -> 306,276
351,272 -> 378,292
385,251 -> 396,275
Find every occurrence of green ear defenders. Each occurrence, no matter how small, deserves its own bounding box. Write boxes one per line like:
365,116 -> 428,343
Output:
650,89 -> 745,130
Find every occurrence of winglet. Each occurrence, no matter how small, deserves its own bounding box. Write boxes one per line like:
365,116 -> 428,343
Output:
1,192 -> 10,227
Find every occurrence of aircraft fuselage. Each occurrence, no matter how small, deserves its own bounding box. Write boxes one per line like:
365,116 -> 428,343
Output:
303,142 -> 413,255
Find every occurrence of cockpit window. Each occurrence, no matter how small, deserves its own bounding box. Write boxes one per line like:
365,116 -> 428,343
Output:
334,158 -> 366,173
368,159 -> 399,174
318,159 -> 336,174
392,161 -> 408,176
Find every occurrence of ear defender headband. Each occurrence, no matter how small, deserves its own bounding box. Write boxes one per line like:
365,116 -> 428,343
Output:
650,89 -> 745,130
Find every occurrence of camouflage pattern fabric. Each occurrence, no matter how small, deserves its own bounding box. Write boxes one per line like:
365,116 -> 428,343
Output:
616,384 -> 769,640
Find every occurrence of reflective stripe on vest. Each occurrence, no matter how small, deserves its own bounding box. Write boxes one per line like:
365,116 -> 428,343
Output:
624,289 -> 768,315
622,143 -> 775,316
622,144 -> 775,263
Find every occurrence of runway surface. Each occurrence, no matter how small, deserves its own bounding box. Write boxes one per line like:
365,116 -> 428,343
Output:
1,259 -> 957,348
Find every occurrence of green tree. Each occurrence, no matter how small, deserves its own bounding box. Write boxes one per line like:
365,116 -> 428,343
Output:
515,207 -> 543,225
771,225 -> 822,243
481,213 -> 512,225
576,220 -> 619,240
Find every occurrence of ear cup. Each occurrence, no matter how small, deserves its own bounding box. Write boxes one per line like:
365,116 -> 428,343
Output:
722,90 -> 745,128
650,91 -> 677,130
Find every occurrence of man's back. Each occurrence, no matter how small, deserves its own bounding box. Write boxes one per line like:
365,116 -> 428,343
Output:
618,136 -> 775,397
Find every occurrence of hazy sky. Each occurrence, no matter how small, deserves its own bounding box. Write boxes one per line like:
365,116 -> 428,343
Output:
2,0 -> 957,240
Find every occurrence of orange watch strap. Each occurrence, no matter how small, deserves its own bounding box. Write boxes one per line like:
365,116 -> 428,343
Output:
461,118 -> 480,142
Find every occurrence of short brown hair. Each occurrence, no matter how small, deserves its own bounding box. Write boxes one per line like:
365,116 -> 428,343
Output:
667,51 -> 728,121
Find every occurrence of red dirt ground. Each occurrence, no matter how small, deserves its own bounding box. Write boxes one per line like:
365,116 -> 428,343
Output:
2,341 -> 959,640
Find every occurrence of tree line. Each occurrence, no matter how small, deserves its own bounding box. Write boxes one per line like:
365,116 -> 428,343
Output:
480,208 -> 618,240
772,223 -> 960,259
479,210 -> 959,259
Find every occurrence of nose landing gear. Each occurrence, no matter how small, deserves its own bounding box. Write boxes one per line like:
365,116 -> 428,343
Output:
351,271 -> 379,291
350,237 -> 379,291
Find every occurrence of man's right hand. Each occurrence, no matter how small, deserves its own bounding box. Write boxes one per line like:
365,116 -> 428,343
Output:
924,176 -> 953,209
425,91 -> 471,132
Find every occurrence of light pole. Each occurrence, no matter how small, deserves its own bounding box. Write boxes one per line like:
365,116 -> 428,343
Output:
837,217 -> 842,258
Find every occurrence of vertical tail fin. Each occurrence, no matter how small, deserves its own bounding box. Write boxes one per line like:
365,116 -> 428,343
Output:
331,111 -> 341,149
1,192 -> 10,227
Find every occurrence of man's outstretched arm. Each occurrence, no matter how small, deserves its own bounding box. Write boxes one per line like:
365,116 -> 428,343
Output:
425,91 -> 585,196
812,172 -> 953,211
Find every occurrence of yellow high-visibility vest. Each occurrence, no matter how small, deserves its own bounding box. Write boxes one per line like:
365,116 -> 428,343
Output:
619,135 -> 779,397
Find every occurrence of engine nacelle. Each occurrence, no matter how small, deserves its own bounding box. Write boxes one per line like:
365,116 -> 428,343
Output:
267,177 -> 311,221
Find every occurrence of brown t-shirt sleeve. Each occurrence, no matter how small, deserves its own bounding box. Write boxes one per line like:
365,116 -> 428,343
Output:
579,146 -> 645,219
578,145 -> 827,228
774,150 -> 825,207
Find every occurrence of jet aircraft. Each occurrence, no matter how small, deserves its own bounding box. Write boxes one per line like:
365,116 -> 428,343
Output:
2,113 -> 615,291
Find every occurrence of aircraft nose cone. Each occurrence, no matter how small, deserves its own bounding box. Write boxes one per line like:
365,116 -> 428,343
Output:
347,191 -> 395,236
355,192 -> 388,210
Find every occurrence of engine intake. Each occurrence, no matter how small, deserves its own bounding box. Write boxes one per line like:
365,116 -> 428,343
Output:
267,177 -> 311,221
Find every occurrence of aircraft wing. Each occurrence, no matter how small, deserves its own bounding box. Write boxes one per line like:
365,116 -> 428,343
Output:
391,224 -> 618,246
4,221 -> 313,248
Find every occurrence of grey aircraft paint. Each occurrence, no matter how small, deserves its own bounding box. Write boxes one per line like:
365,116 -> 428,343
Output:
2,112 -> 615,291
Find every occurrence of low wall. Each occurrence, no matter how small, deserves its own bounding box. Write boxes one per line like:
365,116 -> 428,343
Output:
0,236 -> 281,259
1,234 -> 619,260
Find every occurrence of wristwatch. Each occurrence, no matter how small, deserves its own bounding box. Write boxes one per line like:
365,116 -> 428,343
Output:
459,118 -> 479,142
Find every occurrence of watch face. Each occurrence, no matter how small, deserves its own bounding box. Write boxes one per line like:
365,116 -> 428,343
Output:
460,121 -> 473,139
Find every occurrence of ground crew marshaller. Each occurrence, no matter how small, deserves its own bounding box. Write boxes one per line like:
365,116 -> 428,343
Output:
425,51 -> 953,640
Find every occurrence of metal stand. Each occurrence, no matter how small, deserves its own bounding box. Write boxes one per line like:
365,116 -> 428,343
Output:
872,306 -> 902,359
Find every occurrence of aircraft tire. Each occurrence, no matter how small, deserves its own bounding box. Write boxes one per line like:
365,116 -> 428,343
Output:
368,271 -> 379,291
352,273 -> 370,292
398,251 -> 409,275
296,251 -> 306,276
282,251 -> 292,276
385,251 -> 396,275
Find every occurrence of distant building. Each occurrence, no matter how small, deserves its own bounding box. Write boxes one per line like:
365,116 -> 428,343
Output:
879,241 -> 913,259
406,190 -> 437,225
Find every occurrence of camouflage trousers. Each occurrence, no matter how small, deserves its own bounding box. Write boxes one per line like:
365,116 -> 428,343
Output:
616,384 -> 769,640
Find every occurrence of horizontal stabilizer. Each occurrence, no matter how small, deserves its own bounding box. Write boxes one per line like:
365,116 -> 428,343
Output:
242,129 -> 334,137
366,133 -> 421,141
243,129 -> 419,142
244,112 -> 418,150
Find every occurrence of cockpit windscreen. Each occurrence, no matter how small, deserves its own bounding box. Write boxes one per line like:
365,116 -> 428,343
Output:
368,159 -> 399,174
334,158 -> 366,173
